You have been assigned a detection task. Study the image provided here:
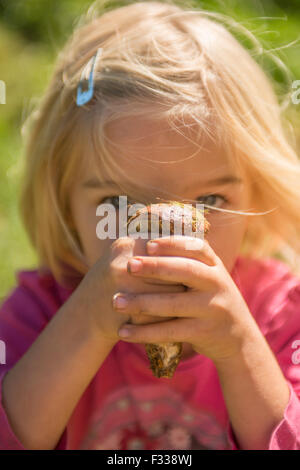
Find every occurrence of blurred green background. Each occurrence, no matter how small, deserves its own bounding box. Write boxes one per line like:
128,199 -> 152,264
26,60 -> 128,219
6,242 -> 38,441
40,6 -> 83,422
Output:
0,0 -> 300,299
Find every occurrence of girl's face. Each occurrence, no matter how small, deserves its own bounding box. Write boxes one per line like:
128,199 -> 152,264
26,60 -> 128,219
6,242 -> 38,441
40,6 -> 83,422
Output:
69,116 -> 251,275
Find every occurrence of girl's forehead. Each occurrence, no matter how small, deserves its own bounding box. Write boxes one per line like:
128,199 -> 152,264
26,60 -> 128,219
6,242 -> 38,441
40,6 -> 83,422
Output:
104,115 -> 236,170
76,115 -> 243,195
105,114 -> 208,150
79,151 -> 242,201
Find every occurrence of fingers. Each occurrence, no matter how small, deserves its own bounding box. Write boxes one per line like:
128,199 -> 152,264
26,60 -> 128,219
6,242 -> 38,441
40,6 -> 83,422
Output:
110,236 -> 135,257
117,317 -> 197,343
146,236 -> 218,266
112,291 -> 213,318
126,255 -> 217,290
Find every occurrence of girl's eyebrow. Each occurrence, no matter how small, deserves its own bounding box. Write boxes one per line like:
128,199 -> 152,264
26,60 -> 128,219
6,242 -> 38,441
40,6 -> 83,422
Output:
203,175 -> 242,186
185,175 -> 243,191
82,178 -> 117,189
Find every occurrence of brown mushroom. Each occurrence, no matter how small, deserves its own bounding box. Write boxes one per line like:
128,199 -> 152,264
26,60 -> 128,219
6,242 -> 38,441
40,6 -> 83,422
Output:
126,200 -> 210,378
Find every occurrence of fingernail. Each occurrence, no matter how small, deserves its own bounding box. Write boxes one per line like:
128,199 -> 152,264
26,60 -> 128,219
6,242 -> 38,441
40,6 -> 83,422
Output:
118,327 -> 131,337
147,241 -> 158,254
128,259 -> 142,273
113,294 -> 128,309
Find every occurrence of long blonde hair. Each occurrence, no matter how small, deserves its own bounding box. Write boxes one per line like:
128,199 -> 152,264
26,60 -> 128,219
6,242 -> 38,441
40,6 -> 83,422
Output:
20,0 -> 300,286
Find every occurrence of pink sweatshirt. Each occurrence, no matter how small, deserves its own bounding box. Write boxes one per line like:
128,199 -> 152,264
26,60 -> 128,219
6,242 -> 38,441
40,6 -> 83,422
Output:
0,255 -> 300,450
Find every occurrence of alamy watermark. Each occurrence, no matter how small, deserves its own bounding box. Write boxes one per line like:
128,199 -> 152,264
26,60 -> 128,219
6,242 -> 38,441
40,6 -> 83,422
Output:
95,196 -> 206,247
291,80 -> 300,105
291,340 -> 300,365
0,340 -> 6,365
0,80 -> 6,104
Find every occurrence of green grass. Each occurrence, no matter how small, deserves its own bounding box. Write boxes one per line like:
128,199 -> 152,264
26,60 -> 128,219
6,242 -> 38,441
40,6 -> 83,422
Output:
0,24 -> 54,300
1,0 -> 300,299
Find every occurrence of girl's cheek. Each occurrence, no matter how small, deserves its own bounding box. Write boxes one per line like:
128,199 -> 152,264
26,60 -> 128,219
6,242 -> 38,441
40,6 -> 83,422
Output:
205,215 -> 247,269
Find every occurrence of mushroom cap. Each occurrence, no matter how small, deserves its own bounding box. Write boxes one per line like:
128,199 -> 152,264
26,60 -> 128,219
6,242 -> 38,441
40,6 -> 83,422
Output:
126,200 -> 210,237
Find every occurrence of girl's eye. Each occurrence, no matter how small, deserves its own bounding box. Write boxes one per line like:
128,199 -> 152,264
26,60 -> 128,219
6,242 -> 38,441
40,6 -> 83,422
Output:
100,194 -> 228,209
99,195 -> 135,209
196,194 -> 228,208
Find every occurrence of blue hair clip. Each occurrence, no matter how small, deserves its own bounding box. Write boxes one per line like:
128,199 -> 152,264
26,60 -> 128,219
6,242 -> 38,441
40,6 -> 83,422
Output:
76,47 -> 103,106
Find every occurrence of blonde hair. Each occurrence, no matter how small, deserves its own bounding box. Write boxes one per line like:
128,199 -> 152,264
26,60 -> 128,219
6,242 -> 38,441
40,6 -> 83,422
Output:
20,0 -> 300,286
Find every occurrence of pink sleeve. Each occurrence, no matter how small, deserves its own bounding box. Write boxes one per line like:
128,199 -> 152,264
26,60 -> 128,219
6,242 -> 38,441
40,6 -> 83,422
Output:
0,276 -> 68,450
226,282 -> 300,450
226,381 -> 300,450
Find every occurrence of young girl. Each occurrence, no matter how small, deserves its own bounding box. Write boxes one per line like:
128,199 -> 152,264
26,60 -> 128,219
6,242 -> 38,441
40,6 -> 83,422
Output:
1,0 -> 300,450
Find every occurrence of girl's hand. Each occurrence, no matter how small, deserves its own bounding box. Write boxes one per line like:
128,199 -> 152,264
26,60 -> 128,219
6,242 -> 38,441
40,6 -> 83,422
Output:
72,236 -> 186,346
113,235 -> 257,364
